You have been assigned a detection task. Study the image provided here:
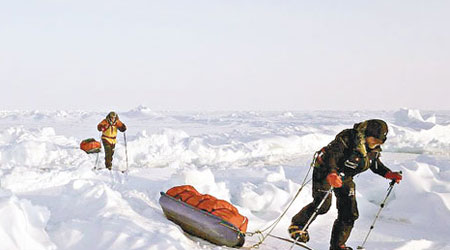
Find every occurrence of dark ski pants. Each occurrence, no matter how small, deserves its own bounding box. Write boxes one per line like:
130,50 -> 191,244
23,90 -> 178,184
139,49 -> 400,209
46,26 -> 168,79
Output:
291,176 -> 358,248
102,139 -> 116,170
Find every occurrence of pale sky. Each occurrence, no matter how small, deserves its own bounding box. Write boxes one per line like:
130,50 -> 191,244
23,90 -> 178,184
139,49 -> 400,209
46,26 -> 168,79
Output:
1,0 -> 449,111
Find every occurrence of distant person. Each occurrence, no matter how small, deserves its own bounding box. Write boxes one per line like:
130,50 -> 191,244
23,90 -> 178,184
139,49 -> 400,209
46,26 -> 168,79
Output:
289,119 -> 402,250
97,112 -> 127,170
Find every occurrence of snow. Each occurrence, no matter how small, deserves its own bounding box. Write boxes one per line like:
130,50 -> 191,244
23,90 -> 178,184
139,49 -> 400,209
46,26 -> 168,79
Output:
0,107 -> 449,250
0,191 -> 55,250
393,108 -> 436,130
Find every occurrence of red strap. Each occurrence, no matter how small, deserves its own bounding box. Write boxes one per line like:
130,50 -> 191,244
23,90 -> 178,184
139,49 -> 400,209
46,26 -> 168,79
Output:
102,135 -> 116,139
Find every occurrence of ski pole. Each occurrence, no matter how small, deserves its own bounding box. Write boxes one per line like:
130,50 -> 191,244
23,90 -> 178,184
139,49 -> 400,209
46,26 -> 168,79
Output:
289,186 -> 334,250
289,173 -> 344,250
123,132 -> 129,173
357,171 -> 401,250
304,173 -> 345,231
93,132 -> 103,170
93,152 -> 100,170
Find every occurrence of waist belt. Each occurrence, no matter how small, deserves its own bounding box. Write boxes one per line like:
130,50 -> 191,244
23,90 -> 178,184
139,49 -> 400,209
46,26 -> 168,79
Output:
102,135 -> 117,139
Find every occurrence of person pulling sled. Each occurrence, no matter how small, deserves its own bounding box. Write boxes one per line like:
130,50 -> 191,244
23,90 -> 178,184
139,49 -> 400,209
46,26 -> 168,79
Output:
289,119 -> 402,250
97,111 -> 127,170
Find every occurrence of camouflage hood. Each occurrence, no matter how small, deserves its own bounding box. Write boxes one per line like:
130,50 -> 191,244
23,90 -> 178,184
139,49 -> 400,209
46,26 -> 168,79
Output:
353,122 -> 368,157
353,119 -> 388,156
354,119 -> 388,142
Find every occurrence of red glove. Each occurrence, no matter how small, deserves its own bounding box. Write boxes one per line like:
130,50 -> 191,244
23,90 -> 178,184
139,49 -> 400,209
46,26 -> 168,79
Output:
326,172 -> 342,188
385,171 -> 402,183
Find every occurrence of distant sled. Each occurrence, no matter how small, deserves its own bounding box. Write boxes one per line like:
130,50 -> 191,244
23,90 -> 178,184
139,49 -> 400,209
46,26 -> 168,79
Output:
80,138 -> 101,154
159,192 -> 245,247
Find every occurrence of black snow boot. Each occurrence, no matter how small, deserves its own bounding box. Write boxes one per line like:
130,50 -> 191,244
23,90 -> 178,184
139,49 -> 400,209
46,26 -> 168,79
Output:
288,225 -> 309,243
330,245 -> 353,250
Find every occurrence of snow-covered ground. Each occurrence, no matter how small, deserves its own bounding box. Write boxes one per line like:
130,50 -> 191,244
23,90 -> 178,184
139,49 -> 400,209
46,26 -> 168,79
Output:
0,107 -> 449,250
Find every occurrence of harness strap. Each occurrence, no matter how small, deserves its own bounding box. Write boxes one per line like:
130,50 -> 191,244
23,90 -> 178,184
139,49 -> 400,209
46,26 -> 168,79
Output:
339,137 -> 348,148
102,135 -> 117,139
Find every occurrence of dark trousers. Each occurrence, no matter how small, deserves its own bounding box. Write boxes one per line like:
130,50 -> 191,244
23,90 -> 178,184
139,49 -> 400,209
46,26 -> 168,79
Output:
291,170 -> 359,248
102,139 -> 116,170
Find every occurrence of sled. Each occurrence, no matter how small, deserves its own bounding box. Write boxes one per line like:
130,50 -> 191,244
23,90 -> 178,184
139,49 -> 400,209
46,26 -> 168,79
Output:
80,138 -> 101,154
165,185 -> 248,232
159,192 -> 246,247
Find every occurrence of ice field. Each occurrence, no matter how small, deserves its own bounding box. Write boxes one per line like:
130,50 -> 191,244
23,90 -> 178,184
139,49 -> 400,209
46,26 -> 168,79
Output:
0,107 -> 449,250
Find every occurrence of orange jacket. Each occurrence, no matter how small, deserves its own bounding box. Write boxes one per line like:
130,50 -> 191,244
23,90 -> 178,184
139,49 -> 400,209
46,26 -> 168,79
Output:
97,119 -> 126,144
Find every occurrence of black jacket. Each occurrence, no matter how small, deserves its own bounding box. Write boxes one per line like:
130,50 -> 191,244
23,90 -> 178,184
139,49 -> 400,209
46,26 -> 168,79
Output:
314,128 -> 391,181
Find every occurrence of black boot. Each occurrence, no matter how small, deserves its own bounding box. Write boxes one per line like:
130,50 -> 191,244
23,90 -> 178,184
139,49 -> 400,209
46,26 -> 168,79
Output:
330,245 -> 353,250
288,225 -> 309,243
330,219 -> 354,250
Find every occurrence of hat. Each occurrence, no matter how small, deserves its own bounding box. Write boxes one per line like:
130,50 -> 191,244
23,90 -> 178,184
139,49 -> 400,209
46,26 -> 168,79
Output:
365,119 -> 388,142
106,111 -> 118,123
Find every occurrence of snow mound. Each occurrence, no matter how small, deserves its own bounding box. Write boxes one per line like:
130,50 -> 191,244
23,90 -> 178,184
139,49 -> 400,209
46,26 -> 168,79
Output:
281,112 -> 294,118
0,126 -> 79,167
237,180 -> 291,213
123,105 -> 160,117
120,129 -> 332,168
180,167 -> 231,201
393,108 -> 436,130
0,190 -> 55,250
386,123 -> 450,154
395,240 -> 434,250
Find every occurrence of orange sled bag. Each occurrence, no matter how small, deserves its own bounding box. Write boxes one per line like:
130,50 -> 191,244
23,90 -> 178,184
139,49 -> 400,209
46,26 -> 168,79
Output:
161,185 -> 248,247
80,138 -> 101,154
166,185 -> 248,233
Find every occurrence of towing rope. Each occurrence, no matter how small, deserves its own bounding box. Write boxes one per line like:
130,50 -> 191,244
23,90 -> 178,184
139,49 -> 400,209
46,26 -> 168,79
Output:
245,151 -> 319,248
